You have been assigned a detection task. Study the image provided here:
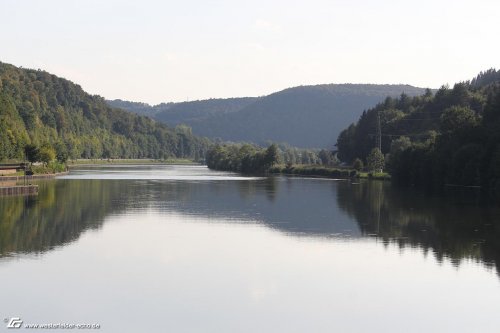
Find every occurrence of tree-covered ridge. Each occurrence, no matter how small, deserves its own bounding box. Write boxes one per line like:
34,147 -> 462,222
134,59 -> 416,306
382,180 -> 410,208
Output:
470,68 -> 500,88
337,69 -> 500,191
0,62 -> 211,162
111,84 -> 428,148
153,97 -> 258,125
107,97 -> 258,126
106,99 -> 160,118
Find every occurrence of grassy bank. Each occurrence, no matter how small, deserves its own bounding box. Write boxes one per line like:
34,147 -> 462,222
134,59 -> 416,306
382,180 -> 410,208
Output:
0,161 -> 67,176
269,164 -> 392,181
31,161 -> 67,174
269,164 -> 358,179
68,158 -> 199,166
358,172 -> 391,180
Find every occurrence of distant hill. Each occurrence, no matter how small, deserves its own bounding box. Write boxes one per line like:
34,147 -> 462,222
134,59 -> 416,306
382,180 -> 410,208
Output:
106,99 -> 162,118
111,84 -> 428,148
107,97 -> 257,124
0,62 -> 211,161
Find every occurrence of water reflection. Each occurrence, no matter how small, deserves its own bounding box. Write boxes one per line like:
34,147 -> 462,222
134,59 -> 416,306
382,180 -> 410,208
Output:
337,181 -> 500,276
0,180 -> 119,256
1,165 -> 499,278
0,176 -> 357,257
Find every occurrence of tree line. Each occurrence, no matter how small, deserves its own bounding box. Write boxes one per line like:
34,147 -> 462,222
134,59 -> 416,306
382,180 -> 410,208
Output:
206,144 -> 281,173
206,143 -> 339,173
336,69 -> 500,192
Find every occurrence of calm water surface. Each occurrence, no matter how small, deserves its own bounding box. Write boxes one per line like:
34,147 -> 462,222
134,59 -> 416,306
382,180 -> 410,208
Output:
1,165 -> 500,332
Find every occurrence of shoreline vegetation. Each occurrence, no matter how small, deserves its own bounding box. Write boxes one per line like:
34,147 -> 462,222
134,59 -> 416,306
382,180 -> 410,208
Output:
0,161 -> 67,178
1,159 -> 199,181
269,165 -> 390,180
32,161 -> 66,174
1,159 -> 391,183
205,143 -> 391,181
269,164 -> 357,179
1,159 -> 392,182
67,158 -> 198,166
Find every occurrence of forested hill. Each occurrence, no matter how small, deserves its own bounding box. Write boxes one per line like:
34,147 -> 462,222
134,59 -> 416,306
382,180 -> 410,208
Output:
106,99 -> 160,118
108,97 -> 258,125
337,69 -> 500,190
111,84 -> 428,148
0,62 -> 211,161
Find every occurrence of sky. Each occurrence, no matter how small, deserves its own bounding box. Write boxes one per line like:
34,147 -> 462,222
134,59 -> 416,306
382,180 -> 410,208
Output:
1,0 -> 499,104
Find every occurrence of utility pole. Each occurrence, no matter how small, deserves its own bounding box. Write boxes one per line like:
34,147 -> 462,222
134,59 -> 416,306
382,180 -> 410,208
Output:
24,150 -> 27,186
376,110 -> 382,151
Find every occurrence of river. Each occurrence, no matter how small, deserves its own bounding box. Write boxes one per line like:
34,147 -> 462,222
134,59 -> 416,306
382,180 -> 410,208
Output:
1,165 -> 499,332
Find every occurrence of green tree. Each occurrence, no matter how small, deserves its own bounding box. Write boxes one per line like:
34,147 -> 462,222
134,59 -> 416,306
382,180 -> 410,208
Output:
352,158 -> 364,171
54,141 -> 69,163
367,148 -> 384,172
39,145 -> 56,165
389,136 -> 412,156
319,149 -> 336,166
263,144 -> 280,169
440,106 -> 477,133
24,144 -> 40,163
386,137 -> 412,174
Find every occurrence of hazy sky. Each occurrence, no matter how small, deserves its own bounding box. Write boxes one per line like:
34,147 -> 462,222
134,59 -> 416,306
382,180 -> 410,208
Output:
1,0 -> 499,104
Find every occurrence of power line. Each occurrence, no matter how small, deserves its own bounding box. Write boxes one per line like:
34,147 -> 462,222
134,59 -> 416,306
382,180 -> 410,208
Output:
404,110 -> 444,114
394,118 -> 441,121
368,133 -> 432,138
376,111 -> 381,151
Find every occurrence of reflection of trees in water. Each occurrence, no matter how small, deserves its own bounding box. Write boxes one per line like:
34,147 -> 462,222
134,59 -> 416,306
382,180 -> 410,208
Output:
0,179 -> 275,256
0,177 -> 352,257
337,181 -> 500,276
0,179 -> 207,256
0,180 -> 121,256
2,176 -> 500,279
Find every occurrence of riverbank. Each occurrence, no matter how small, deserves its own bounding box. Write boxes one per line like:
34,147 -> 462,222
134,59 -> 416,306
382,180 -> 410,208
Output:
0,171 -> 69,182
68,158 -> 199,166
269,165 -> 357,179
268,165 -> 391,180
358,171 -> 391,181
